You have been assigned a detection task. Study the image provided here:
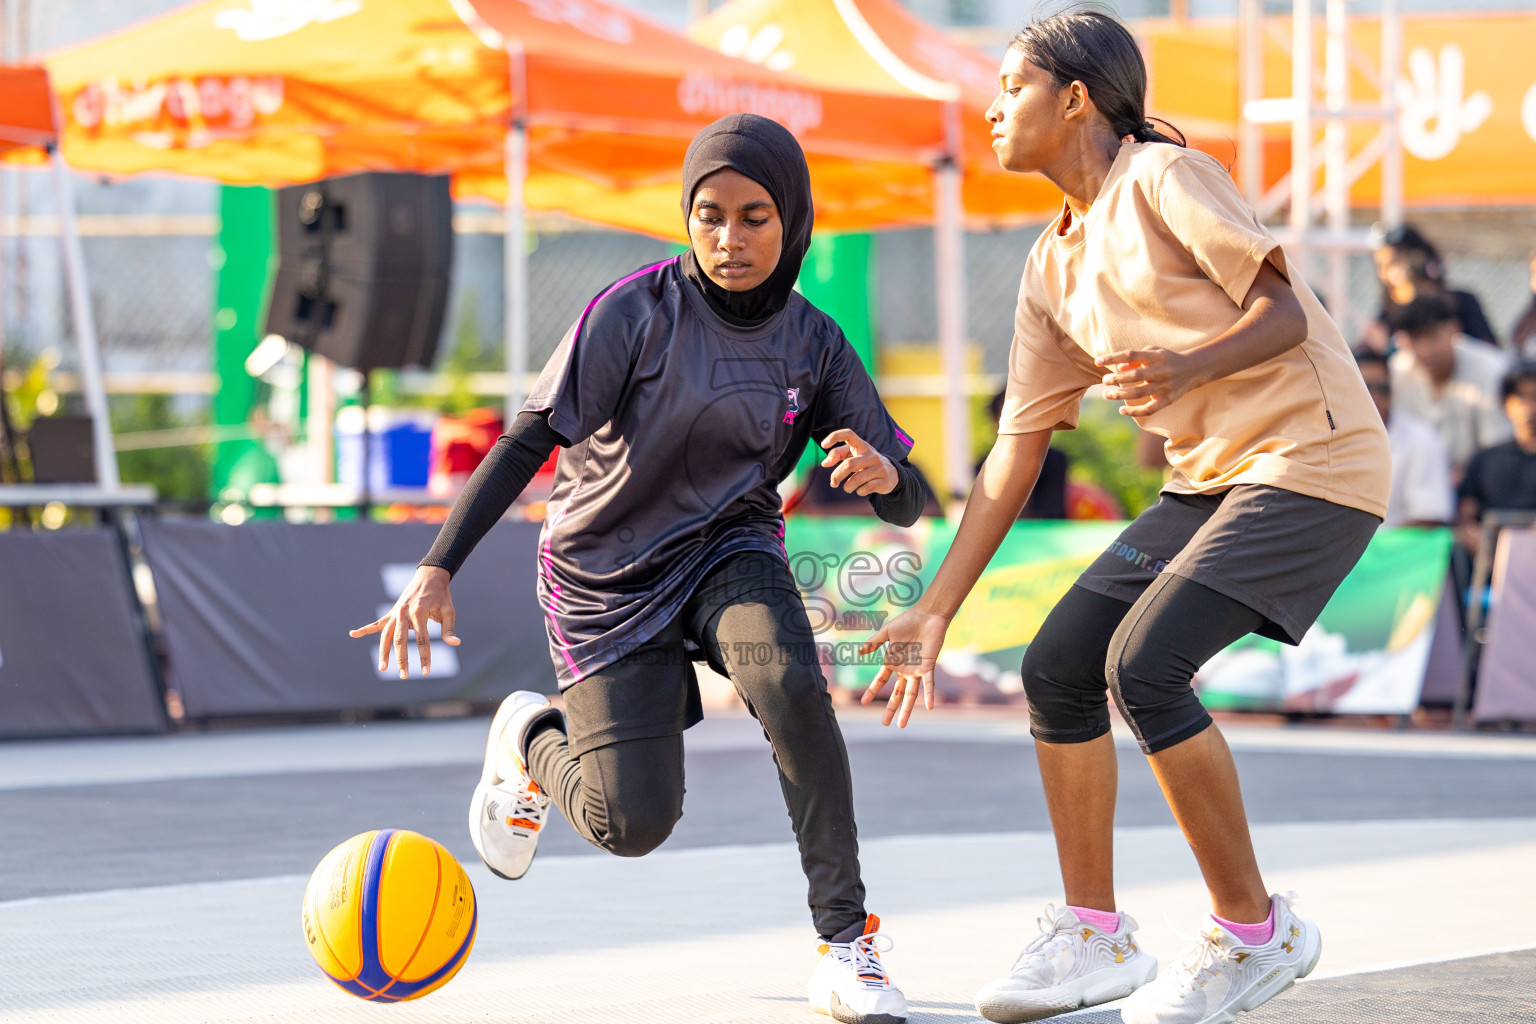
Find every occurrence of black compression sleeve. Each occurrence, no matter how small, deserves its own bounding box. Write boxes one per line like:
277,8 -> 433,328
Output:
869,457 -> 926,527
419,411 -> 567,577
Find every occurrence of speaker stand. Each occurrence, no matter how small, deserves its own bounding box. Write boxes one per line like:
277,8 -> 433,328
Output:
358,370 -> 373,518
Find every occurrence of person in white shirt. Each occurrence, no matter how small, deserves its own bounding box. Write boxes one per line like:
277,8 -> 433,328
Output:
1389,294 -> 1512,477
1356,349 -> 1454,526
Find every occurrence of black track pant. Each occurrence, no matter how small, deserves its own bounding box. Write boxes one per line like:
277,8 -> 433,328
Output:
526,554 -> 867,941
1023,576 -> 1268,754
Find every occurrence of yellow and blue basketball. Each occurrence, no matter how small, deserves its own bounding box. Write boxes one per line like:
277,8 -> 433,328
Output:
301,829 -> 477,1002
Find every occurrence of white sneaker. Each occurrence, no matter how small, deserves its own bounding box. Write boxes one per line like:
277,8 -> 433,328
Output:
467,691 -> 561,880
1120,893 -> 1322,1024
808,914 -> 909,1024
974,904 -> 1158,1022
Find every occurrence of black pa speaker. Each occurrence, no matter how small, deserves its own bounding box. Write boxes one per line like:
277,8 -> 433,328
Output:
26,415 -> 96,483
265,172 -> 454,370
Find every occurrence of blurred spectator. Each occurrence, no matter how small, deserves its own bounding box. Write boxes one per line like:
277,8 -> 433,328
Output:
1389,294 -> 1512,476
1457,361 -> 1536,557
983,389 -> 1069,519
1509,248 -> 1536,359
1354,349 -> 1453,527
1361,224 -> 1498,352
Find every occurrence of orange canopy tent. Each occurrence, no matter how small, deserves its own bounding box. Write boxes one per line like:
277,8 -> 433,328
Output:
30,0 -> 951,419
0,65 -> 56,162
692,0 -> 1063,228
690,0 -> 1056,499
36,0 -> 947,236
0,65 -> 118,489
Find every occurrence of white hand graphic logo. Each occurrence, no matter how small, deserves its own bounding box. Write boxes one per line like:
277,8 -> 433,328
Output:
214,0 -> 362,42
719,24 -> 796,72
1397,44 -> 1492,161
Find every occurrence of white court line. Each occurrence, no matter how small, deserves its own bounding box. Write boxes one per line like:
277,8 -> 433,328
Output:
2,711 -> 1534,792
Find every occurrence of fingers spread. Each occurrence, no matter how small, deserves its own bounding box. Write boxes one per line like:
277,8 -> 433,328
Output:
858,627 -> 889,657
882,674 -> 907,726
414,613 -> 432,675
897,675 -> 922,728
442,607 -> 460,646
377,620 -> 395,672
350,618 -> 384,638
861,664 -> 892,706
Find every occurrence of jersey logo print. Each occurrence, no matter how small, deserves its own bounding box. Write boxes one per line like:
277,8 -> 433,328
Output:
784,387 -> 800,424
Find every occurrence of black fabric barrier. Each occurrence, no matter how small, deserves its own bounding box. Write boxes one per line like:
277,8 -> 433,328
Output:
140,520 -> 553,718
0,529 -> 165,738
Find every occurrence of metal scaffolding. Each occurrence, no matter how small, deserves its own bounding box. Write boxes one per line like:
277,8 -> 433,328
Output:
1238,0 -> 1403,335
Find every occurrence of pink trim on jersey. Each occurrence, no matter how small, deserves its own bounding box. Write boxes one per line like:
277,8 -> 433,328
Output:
894,425 -> 914,448
537,257 -> 680,683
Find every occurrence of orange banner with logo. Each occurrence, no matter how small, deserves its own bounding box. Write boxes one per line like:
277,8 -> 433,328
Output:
1144,13 -> 1536,206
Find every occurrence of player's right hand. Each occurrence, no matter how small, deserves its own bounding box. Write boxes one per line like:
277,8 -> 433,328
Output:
349,565 -> 458,679
857,606 -> 950,728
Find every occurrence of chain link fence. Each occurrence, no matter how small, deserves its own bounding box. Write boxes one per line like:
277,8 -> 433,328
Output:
2,208 -> 1532,385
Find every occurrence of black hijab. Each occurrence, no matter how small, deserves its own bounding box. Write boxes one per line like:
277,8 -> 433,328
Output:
679,113 -> 814,326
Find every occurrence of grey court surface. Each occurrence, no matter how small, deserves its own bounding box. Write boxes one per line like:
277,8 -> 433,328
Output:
2,710 -> 1534,1023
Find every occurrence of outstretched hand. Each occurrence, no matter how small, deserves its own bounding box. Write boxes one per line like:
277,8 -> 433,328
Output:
821,428 -> 899,496
856,606 -> 950,728
349,565 -> 459,678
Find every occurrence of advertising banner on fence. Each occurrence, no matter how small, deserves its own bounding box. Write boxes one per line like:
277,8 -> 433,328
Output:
781,518 -> 1453,714
141,520 -> 551,718
0,530 -> 165,738
1194,529 -> 1453,714
1475,530 -> 1536,723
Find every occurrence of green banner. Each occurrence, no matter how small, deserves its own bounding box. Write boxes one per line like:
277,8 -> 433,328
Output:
781,517 -> 1453,710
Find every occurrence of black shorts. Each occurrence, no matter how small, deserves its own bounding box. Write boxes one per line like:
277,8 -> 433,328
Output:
561,551 -> 801,757
1074,485 -> 1380,644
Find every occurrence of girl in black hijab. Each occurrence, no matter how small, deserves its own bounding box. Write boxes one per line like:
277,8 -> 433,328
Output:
354,114 -> 920,1023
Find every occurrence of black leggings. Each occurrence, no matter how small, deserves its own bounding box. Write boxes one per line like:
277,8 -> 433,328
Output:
526,556 -> 867,942
1023,575 -> 1267,754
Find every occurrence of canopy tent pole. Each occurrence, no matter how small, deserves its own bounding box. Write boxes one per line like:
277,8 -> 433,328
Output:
503,44 -> 530,426
934,97 -> 969,510
48,145 -> 119,489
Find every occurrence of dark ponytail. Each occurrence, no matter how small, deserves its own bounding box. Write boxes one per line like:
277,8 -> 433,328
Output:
1011,7 -> 1186,147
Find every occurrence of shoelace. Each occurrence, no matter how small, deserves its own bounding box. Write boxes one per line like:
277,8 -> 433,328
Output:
493,780 -> 548,831
827,932 -> 895,988
1167,929 -> 1231,992
1010,905 -> 1077,972
1161,893 -> 1303,994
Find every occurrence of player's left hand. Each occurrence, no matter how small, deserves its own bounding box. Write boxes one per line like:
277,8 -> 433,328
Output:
1096,347 -> 1201,418
821,428 -> 898,495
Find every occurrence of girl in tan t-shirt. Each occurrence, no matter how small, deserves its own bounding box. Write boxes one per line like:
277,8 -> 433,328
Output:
859,10 -> 1387,1024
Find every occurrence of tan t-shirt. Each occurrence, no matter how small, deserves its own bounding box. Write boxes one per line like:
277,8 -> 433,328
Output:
999,143 -> 1390,519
